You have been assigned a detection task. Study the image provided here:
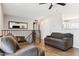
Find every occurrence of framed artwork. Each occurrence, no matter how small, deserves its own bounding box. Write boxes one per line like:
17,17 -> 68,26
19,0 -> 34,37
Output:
8,21 -> 28,29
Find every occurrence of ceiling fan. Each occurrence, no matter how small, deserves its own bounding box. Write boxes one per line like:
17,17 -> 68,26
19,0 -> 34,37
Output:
39,3 -> 66,10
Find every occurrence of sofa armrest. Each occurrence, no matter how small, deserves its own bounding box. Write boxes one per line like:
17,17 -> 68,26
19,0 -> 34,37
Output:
46,35 -> 51,37
63,37 -> 73,43
44,35 -> 51,40
14,45 -> 37,56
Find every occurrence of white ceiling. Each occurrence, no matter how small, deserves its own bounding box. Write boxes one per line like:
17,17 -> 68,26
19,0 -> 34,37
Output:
2,3 -> 79,20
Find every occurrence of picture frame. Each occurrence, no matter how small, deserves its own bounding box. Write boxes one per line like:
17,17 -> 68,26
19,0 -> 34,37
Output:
8,21 -> 28,29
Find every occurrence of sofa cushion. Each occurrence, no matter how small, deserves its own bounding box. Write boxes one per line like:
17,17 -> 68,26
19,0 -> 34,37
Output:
0,36 -> 20,54
64,33 -> 73,38
51,33 -> 64,39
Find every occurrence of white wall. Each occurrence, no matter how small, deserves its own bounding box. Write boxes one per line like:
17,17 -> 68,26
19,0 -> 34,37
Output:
0,4 -> 3,35
40,9 -> 63,39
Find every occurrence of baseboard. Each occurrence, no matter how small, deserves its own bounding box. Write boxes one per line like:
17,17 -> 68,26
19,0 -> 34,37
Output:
73,45 -> 79,49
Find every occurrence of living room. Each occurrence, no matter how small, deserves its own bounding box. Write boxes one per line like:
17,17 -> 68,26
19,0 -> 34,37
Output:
1,2 -> 79,56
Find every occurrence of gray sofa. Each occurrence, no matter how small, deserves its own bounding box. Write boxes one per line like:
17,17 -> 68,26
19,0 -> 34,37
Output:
44,32 -> 73,51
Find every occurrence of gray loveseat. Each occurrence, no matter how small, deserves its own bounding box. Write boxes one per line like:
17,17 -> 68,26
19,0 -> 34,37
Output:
44,32 -> 73,51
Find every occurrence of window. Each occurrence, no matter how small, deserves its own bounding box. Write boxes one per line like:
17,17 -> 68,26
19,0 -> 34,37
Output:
63,19 -> 79,29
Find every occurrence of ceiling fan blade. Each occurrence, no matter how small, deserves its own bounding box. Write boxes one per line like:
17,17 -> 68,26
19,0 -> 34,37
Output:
57,3 -> 66,6
49,3 -> 53,10
39,3 -> 47,5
